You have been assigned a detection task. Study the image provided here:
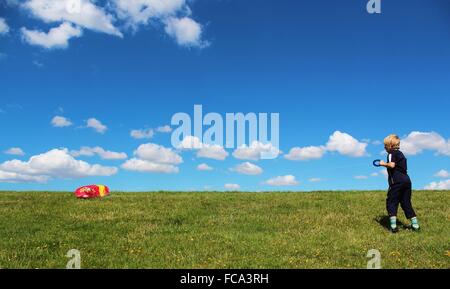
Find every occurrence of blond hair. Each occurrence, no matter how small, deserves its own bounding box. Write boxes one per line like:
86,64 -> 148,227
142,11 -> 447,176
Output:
384,134 -> 401,151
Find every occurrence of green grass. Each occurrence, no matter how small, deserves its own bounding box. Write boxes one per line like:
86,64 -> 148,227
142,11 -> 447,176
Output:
0,191 -> 449,269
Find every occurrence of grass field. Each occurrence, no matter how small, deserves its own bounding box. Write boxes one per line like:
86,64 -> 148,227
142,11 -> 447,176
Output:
0,191 -> 449,269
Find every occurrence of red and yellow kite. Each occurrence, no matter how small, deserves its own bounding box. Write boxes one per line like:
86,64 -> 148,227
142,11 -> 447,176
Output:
74,185 -> 109,199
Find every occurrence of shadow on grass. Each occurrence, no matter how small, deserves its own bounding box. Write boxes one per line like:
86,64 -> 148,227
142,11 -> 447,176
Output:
375,215 -> 409,231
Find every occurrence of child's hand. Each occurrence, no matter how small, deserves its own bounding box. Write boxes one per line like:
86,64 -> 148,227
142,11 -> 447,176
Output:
379,160 -> 396,169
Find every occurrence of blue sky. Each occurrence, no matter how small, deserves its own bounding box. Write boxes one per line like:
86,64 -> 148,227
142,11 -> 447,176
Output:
0,0 -> 449,191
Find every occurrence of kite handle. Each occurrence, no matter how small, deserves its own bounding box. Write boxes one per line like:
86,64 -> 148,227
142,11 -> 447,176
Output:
373,159 -> 382,167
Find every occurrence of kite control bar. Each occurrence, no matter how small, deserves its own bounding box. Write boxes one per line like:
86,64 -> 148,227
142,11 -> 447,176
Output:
373,159 -> 382,167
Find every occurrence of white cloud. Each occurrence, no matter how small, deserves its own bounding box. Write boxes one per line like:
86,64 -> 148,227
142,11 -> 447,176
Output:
309,178 -> 323,182
112,0 -> 207,47
285,131 -> 368,162
112,0 -> 185,26
130,128 -> 154,139
370,172 -> 379,177
354,175 -> 369,180
156,125 -> 172,133
18,0 -> 208,51
4,147 -> 25,156
284,146 -> 326,161
0,17 -> 10,35
23,0 -> 122,37
179,136 -> 229,160
424,179 -> 450,190
121,158 -> 179,174
51,115 -> 72,127
0,148 -> 117,183
264,175 -> 299,186
233,141 -> 281,161
178,135 -> 203,150
33,60 -> 44,67
86,118 -> 107,134
197,163 -> 213,171
232,162 -> 263,175
21,22 -> 82,49
70,146 -> 127,160
401,131 -> 450,156
197,145 -> 228,161
326,131 -> 368,157
122,143 -> 182,174
435,169 -> 450,178
164,17 -> 207,48
0,170 -> 49,183
224,183 -> 240,191
134,143 -> 182,165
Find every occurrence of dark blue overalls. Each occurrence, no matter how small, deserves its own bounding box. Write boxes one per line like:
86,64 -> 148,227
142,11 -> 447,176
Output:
386,150 -> 417,219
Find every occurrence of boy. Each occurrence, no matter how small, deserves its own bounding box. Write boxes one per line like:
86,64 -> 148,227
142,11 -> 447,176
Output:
379,134 -> 420,233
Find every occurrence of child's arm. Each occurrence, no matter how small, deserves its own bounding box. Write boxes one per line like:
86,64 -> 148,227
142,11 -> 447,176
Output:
379,160 -> 395,169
